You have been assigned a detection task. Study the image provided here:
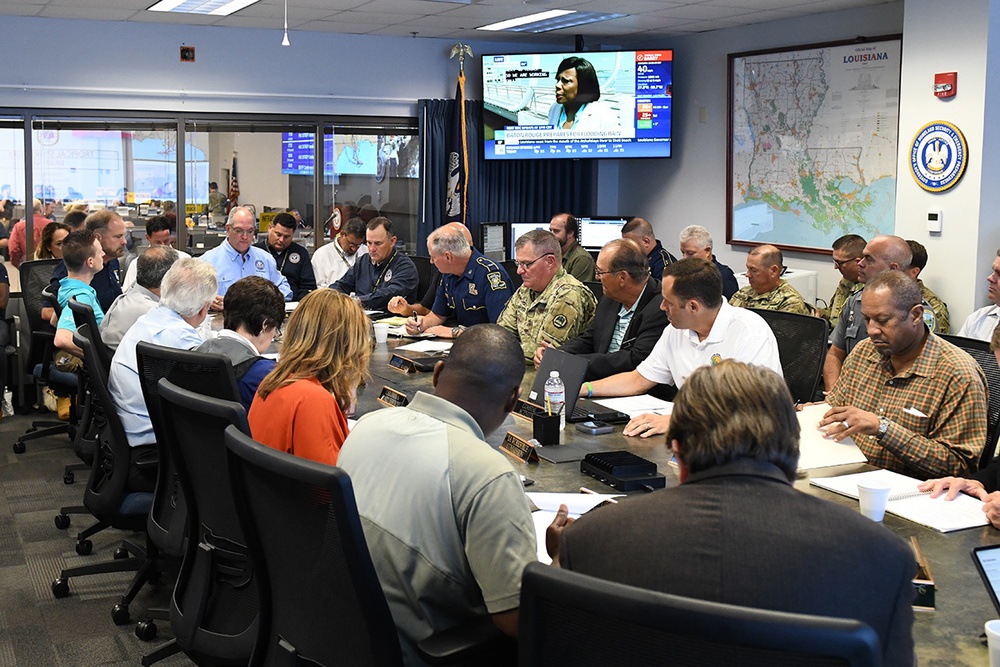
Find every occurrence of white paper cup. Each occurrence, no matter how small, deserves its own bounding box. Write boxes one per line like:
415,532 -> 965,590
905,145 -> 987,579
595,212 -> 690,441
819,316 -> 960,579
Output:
986,620 -> 1000,667
373,322 -> 390,344
857,482 -> 891,522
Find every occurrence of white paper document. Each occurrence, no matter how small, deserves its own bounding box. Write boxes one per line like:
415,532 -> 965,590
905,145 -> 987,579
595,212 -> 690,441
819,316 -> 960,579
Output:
811,469 -> 988,533
527,491 -> 624,564
394,340 -> 454,353
796,403 -> 868,471
593,395 -> 673,418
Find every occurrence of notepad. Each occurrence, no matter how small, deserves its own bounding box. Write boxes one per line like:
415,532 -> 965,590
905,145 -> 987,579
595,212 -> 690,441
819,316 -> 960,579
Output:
796,403 -> 868,471
528,491 -> 623,564
593,395 -> 672,418
810,469 -> 989,533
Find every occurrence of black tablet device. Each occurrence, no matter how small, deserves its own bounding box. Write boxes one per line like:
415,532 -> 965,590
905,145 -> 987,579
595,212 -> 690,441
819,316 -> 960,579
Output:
972,544 -> 1000,615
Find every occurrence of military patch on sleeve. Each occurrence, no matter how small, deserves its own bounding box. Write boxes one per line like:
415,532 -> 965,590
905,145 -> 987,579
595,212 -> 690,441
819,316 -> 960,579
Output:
487,272 -> 507,291
553,314 -> 568,329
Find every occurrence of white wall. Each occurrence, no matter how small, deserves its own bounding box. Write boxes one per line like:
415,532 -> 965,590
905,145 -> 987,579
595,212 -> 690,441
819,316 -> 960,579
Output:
616,3 -> 905,314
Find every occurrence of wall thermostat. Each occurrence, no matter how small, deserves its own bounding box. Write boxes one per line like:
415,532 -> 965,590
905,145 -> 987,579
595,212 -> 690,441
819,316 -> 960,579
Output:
927,209 -> 943,233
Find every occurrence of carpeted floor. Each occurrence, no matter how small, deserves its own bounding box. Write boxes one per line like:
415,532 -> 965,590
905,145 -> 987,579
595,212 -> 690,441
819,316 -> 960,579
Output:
0,410 -> 194,666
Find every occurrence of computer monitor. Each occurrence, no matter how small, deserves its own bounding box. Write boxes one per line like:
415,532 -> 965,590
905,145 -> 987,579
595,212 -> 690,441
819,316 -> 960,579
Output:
578,216 -> 629,251
509,222 -> 548,259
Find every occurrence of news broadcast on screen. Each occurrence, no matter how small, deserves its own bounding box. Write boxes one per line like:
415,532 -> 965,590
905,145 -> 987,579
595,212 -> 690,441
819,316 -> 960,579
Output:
482,49 -> 673,160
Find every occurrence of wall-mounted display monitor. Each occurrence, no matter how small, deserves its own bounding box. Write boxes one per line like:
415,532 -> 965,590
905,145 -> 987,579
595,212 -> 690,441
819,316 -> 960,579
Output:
510,222 -> 548,258
578,216 -> 630,251
482,50 -> 673,160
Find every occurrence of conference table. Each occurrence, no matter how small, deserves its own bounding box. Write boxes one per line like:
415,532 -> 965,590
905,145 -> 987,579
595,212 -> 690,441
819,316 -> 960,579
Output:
354,336 -> 999,666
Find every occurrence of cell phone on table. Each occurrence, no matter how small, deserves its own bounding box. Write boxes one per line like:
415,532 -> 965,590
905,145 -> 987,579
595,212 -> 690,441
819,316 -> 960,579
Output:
575,420 -> 614,435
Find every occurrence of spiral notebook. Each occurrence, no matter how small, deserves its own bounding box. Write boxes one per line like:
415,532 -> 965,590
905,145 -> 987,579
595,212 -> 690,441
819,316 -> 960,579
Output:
810,469 -> 989,533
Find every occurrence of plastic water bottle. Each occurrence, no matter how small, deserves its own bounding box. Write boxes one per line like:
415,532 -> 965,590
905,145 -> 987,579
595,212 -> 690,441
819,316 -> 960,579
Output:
544,370 -> 566,430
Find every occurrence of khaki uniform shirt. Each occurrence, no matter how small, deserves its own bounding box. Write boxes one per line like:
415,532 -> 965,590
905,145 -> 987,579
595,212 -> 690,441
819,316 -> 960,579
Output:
498,268 -> 598,361
729,279 -> 812,315
820,278 -> 863,328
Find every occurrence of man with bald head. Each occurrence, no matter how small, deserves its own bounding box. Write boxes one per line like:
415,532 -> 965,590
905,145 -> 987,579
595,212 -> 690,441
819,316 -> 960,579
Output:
388,221 -> 473,319
820,271 -> 986,479
824,234 -> 914,388
729,244 -> 811,314
405,224 -> 513,339
550,212 -> 595,282
621,216 -> 677,281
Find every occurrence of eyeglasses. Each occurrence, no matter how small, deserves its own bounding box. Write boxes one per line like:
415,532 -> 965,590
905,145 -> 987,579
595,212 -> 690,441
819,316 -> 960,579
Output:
833,256 -> 861,270
594,267 -> 620,279
230,227 -> 256,238
514,252 -> 554,271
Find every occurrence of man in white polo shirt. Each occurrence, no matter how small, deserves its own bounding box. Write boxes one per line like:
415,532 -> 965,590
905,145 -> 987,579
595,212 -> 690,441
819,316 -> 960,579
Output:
585,257 -> 782,438
958,248 -> 1000,341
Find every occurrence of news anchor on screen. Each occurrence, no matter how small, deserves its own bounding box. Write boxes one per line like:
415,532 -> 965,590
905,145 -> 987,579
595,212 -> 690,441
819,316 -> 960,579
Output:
547,56 -> 619,131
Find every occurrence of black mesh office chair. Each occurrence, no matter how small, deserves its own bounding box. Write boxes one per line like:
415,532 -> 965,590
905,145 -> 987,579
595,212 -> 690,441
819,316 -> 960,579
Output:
224,426 -> 403,667
412,255 -> 435,301
749,308 -> 830,404
518,562 -> 882,667
51,334 -> 155,616
141,378 -> 257,667
69,298 -> 112,372
939,333 -> 1000,469
14,259 -> 77,453
583,280 -> 604,302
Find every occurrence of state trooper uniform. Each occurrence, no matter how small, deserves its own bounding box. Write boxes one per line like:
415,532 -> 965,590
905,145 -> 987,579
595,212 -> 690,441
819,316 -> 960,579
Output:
256,238 -> 317,301
646,240 -> 678,282
432,249 -> 514,328
729,279 -> 812,315
819,279 -> 863,328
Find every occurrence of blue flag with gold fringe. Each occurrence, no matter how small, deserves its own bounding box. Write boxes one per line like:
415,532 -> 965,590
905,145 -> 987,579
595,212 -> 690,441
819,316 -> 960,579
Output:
445,69 -> 468,226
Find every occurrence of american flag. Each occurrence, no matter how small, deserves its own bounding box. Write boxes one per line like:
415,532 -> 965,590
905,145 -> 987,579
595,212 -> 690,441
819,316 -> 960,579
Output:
227,155 -> 240,213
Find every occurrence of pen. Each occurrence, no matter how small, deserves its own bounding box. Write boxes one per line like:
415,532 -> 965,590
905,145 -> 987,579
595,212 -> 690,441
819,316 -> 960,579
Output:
580,487 -> 618,503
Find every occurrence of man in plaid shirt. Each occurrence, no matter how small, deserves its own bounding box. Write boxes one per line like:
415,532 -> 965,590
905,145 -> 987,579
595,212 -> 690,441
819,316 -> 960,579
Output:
820,270 -> 987,479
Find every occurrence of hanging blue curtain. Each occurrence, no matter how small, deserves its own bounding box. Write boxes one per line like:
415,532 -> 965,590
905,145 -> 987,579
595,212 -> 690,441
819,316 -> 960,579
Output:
419,98 -> 595,250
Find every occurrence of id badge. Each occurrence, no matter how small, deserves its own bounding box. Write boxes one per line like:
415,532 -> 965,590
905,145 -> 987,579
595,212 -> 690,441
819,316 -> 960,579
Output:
846,325 -> 859,338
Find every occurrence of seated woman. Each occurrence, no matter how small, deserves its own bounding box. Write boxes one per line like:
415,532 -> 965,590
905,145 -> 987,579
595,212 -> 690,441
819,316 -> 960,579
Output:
248,289 -> 370,466
34,221 -> 72,260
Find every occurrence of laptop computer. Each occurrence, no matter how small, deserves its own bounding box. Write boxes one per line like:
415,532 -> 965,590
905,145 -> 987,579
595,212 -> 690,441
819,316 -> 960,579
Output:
524,348 -> 630,424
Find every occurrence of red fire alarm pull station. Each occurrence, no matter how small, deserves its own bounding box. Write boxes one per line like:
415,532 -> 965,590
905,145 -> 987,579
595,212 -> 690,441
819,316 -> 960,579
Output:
934,72 -> 956,98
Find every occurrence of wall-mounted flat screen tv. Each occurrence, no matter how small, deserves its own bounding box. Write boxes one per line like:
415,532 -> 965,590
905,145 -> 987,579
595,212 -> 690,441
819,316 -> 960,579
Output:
482,50 -> 672,160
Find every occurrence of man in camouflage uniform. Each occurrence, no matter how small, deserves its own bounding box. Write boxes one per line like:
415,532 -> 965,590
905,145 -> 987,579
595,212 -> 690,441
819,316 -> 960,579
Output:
906,239 -> 950,334
498,229 -> 598,362
729,244 -> 812,315
819,234 -> 866,328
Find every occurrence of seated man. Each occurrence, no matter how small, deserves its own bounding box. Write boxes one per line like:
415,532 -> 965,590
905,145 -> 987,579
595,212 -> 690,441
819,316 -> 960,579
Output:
920,323 -> 1000,525
958,248 -> 1000,341
548,361 -> 915,667
678,224 -> 738,299
389,221 -> 470,320
821,271 -> 987,479
819,233 -> 866,327
109,259 -> 218,491
586,258 -> 781,437
729,244 -> 812,314
332,216 -> 418,311
50,209 -> 128,312
311,216 -> 368,286
196,276 -> 285,411
101,245 -> 179,350
497,229 -> 597,361
255,212 -> 317,300
121,216 -> 190,291
200,206 -> 292,309
905,239 -> 949,334
549,212 -> 595,282
536,239 -> 667,380
406,225 -> 513,338
824,234 -> 913,389
53,230 -> 106,361
338,325 -> 536,663
621,216 -> 677,281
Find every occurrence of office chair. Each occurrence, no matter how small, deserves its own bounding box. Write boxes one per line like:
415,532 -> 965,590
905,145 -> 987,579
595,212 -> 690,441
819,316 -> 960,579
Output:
224,426 -> 404,666
13,259 -> 78,453
939,333 -> 1000,469
140,378 -> 257,667
518,562 -> 882,667
583,280 -> 604,302
502,259 -> 522,291
749,308 -> 829,404
51,334 -> 156,622
412,255 -> 435,301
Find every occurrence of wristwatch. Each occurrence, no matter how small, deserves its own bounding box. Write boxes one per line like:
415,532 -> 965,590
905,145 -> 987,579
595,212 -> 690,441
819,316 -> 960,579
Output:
451,326 -> 465,338
876,417 -> 890,441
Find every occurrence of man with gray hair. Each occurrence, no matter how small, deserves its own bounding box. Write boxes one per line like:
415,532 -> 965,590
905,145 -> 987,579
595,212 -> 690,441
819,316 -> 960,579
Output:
405,224 -> 513,338
498,229 -> 597,361
100,245 -> 179,350
678,224 -> 738,299
200,206 -> 292,310
729,244 -> 811,314
821,270 -> 987,479
109,258 -> 218,491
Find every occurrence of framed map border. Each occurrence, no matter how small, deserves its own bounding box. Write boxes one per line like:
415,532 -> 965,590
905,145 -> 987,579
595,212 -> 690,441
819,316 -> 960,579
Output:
726,35 -> 902,255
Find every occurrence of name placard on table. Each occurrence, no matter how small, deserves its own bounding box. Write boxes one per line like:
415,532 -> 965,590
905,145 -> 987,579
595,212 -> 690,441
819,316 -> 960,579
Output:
377,386 -> 409,408
501,432 -> 539,463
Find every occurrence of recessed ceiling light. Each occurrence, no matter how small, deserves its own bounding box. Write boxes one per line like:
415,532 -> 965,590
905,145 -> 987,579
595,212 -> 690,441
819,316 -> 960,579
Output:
478,9 -> 627,33
147,0 -> 261,17
478,9 -> 574,31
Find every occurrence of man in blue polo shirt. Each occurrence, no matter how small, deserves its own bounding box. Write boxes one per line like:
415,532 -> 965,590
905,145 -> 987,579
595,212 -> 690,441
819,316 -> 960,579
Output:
406,224 -> 513,338
201,206 -> 292,310
332,216 -> 418,311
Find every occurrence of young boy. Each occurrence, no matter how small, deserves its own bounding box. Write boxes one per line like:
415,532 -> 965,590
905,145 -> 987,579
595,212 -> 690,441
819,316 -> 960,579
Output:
53,229 -> 105,362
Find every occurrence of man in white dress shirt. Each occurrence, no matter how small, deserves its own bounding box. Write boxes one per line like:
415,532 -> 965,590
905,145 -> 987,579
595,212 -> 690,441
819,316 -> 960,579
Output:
958,248 -> 1000,341
311,217 -> 368,286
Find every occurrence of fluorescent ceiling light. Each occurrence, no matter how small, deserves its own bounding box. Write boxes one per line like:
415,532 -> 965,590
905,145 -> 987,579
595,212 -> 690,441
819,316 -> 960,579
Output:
478,9 -> 574,31
477,9 -> 627,33
147,0 -> 261,16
